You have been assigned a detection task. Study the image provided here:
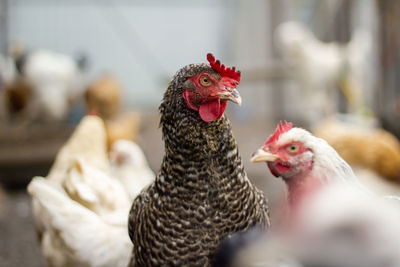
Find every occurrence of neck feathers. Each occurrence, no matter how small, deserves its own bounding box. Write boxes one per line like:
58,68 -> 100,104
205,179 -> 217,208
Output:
157,63 -> 245,188
310,136 -> 357,183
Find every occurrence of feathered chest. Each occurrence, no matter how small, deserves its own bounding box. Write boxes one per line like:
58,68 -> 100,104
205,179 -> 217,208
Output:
138,162 -> 258,260
129,115 -> 269,266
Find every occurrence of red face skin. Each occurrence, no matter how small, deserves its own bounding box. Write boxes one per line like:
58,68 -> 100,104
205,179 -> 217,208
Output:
182,72 -> 239,122
263,141 -> 319,208
264,141 -> 312,179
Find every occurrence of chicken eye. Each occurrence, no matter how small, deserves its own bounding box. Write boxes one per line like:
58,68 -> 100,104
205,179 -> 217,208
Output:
200,76 -> 211,86
287,144 -> 299,153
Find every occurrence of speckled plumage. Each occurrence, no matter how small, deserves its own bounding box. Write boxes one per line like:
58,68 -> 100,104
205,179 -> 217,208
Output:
128,63 -> 270,266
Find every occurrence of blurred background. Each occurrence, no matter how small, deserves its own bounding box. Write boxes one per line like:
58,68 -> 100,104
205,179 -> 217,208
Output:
0,0 -> 400,266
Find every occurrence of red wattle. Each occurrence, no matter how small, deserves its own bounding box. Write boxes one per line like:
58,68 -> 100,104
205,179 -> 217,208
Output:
183,90 -> 227,122
199,99 -> 221,122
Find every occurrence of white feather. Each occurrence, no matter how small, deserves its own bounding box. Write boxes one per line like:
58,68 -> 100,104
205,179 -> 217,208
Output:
28,177 -> 132,267
110,140 -> 155,200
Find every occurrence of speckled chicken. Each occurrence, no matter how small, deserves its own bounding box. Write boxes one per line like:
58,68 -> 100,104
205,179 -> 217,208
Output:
128,53 -> 270,266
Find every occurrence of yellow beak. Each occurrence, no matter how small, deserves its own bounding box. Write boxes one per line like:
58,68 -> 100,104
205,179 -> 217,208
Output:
250,148 -> 280,163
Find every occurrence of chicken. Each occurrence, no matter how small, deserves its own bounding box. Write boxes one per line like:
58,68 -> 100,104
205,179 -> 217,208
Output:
46,115 -> 110,184
109,139 -> 155,200
231,121 -> 400,266
214,183 -> 400,267
251,121 -> 362,206
28,177 -> 132,267
27,115 -> 151,267
128,53 -> 270,266
85,74 -> 121,119
275,21 -> 375,124
62,157 -> 131,225
85,74 -> 141,148
313,118 -> 400,182
21,50 -> 84,122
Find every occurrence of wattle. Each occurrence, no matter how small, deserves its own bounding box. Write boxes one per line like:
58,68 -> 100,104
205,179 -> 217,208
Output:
199,99 -> 227,122
183,90 -> 227,122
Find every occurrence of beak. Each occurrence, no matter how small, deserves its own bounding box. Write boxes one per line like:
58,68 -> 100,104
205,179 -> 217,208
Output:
216,88 -> 242,106
250,148 -> 280,163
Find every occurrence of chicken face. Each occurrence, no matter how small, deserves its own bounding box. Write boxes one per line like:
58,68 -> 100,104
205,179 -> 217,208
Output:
251,121 -> 314,181
182,53 -> 242,122
182,72 -> 241,122
252,141 -> 313,180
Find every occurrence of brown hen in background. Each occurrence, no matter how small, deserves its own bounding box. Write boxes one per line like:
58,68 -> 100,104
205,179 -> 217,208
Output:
85,74 -> 121,119
314,118 -> 400,183
85,74 -> 141,149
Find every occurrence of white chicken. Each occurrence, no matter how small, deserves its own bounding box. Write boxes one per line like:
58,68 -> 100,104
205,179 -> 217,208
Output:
28,177 -> 132,267
22,50 -> 84,122
46,115 -> 110,184
109,140 -> 155,200
62,157 -> 131,225
215,183 -> 400,267
27,115 -> 153,267
275,21 -> 374,124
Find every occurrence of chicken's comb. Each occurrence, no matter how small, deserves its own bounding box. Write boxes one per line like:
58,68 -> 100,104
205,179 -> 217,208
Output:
207,53 -> 241,83
264,120 -> 293,146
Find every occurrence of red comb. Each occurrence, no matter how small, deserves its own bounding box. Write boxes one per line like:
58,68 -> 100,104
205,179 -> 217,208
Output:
265,121 -> 293,146
207,53 -> 241,83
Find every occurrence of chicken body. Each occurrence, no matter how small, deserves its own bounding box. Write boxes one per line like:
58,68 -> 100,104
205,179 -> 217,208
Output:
85,74 -> 121,119
84,74 -> 142,149
215,183 -> 400,267
275,21 -> 375,123
314,118 -> 400,182
128,56 -> 270,266
28,177 -> 132,267
22,50 -> 83,122
110,139 -> 155,200
244,122 -> 400,267
28,116 -> 152,267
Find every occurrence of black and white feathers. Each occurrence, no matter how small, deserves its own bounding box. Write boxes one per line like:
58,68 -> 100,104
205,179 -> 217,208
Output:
128,62 -> 270,266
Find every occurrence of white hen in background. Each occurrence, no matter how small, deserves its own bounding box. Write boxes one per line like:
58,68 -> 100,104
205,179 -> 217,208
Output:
28,177 -> 132,267
22,50 -> 84,122
110,140 -> 155,200
27,116 -> 153,267
275,21 -> 375,124
62,157 -> 132,225
216,183 -> 400,267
